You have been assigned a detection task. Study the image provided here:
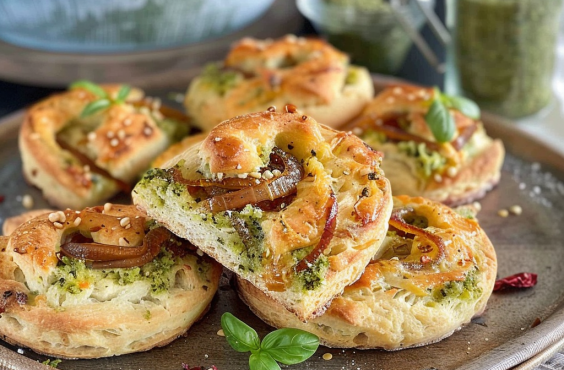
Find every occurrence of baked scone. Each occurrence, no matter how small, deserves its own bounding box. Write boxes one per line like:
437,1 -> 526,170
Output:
20,82 -> 193,210
184,35 -> 374,130
237,195 -> 497,349
132,106 -> 393,321
0,204 -> 221,359
345,84 -> 505,205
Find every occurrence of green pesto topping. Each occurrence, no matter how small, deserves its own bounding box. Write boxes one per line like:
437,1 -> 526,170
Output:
345,67 -> 359,85
144,310 -> 152,320
296,254 -> 329,291
54,247 -> 180,296
402,213 -> 429,229
135,167 -> 193,209
360,129 -> 387,146
200,63 -> 242,96
397,141 -> 447,178
432,268 -> 481,303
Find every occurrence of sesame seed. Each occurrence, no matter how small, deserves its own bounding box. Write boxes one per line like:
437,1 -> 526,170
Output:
107,131 -> 115,138
255,179 -> 261,184
262,170 -> 274,180
250,172 -> 262,179
73,217 -> 82,227
236,164 -> 242,170
48,212 -> 60,223
272,169 -> 282,177
17,348 -> 24,354
143,127 -> 153,136
498,209 -> 509,217
343,170 -> 350,175
123,118 -> 132,126
104,203 -> 112,213
238,173 -> 248,179
434,173 -> 443,183
120,217 -> 131,227
110,138 -> 119,147
217,329 -> 225,337
196,249 -> 204,257
118,237 -> 129,246
56,211 -> 66,223
22,194 -> 33,209
117,129 -> 126,140
214,137 -> 222,142
509,205 -> 522,215
352,127 -> 363,135
87,132 -> 97,141
472,201 -> 482,212
217,173 -> 224,181
393,87 -> 403,95
125,224 -> 131,229
323,353 -> 333,361
447,166 -> 457,177
53,222 -> 64,229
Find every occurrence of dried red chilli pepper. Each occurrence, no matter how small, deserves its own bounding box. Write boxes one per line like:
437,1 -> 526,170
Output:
493,272 -> 537,292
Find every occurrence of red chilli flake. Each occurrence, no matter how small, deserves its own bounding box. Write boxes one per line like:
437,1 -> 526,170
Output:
493,272 -> 538,292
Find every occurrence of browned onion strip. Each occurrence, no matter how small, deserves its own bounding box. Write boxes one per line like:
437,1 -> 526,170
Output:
201,147 -> 304,214
451,122 -> 478,151
389,207 -> 445,270
60,227 -> 170,270
295,192 -> 338,273
59,240 -> 148,261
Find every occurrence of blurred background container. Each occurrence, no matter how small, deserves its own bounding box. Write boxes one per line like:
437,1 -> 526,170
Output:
446,0 -> 564,119
297,0 -> 435,75
0,0 -> 274,53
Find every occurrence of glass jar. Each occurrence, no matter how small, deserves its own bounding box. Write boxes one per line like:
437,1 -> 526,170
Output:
446,0 -> 564,119
297,0 -> 435,75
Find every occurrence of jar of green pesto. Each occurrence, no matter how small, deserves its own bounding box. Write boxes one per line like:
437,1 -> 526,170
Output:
446,0 -> 564,119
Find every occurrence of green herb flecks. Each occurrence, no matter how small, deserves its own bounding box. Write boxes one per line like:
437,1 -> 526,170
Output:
69,80 -> 131,118
221,313 -> 319,370
41,359 -> 62,368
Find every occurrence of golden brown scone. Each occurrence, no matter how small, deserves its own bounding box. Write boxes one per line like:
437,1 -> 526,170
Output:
345,84 -> 504,206
237,195 -> 497,350
0,205 -> 221,359
152,133 -> 207,169
184,35 -> 374,130
20,83 -> 193,210
132,106 -> 393,321
2,209 -> 52,236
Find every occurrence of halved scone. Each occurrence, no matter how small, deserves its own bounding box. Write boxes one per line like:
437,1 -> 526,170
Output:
20,83 -> 193,209
237,195 -> 497,349
132,107 -> 393,321
345,84 -> 504,205
0,204 -> 221,359
184,35 -> 374,130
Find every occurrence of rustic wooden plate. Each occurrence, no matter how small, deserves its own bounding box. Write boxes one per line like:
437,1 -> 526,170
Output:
2,76 -> 564,370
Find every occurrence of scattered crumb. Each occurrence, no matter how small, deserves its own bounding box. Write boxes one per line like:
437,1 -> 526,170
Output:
509,205 -> 522,215
22,194 -> 34,209
498,209 -> 509,218
217,329 -> 225,337
323,353 -> 333,360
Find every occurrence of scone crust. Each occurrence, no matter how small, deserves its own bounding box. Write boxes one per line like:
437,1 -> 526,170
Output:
346,84 -> 505,206
184,36 -> 374,130
237,196 -> 497,350
19,85 -> 184,210
133,109 -> 393,321
0,206 -> 222,359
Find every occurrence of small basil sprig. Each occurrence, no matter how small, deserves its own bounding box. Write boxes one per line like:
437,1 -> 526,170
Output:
424,87 -> 481,143
69,80 -> 131,118
221,313 -> 319,370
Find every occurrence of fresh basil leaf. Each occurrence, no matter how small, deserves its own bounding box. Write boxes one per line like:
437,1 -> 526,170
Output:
116,84 -> 131,103
445,95 -> 480,119
80,99 -> 111,118
221,312 -> 260,353
249,351 -> 280,370
425,98 -> 455,143
70,80 -> 108,99
261,328 -> 319,365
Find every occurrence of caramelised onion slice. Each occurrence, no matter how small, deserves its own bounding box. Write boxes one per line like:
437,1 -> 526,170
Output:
388,207 -> 445,269
451,122 -> 477,151
295,192 -> 338,273
60,227 -> 170,270
201,147 -> 304,214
